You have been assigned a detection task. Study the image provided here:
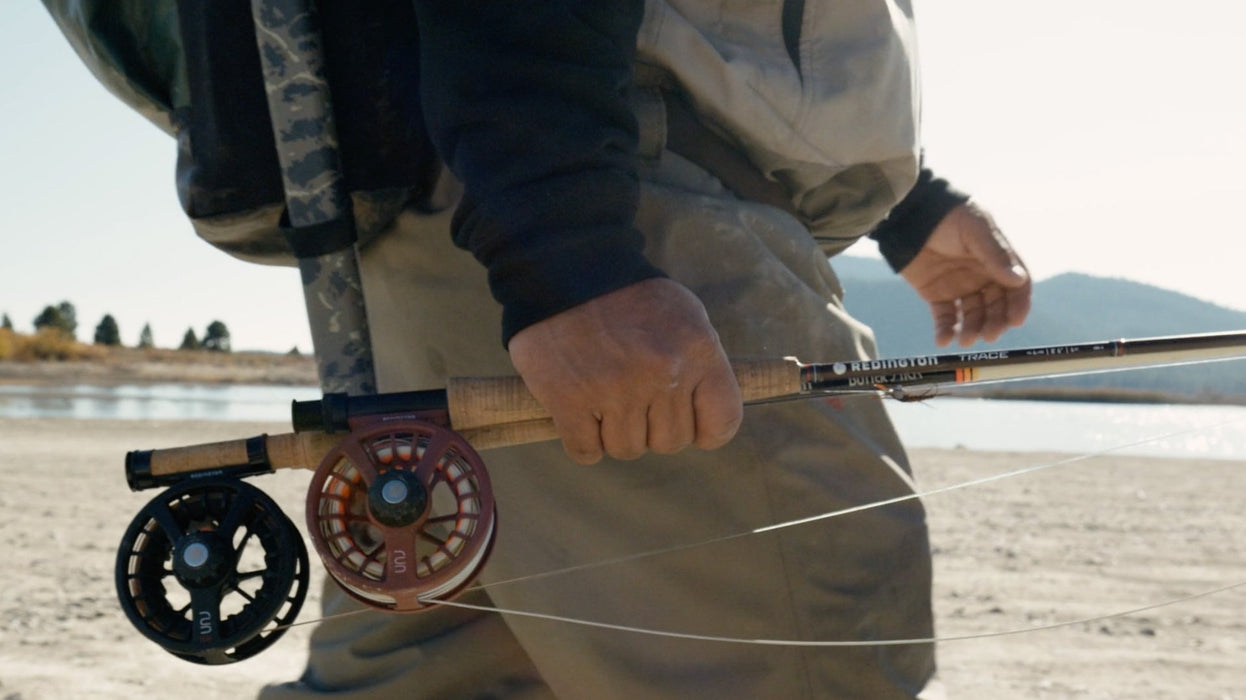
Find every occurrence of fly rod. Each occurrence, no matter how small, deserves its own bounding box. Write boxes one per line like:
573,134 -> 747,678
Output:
115,328 -> 1246,661
125,329 -> 1246,488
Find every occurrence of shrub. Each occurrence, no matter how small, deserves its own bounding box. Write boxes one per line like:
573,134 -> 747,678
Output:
23,328 -> 81,360
0,328 -> 108,361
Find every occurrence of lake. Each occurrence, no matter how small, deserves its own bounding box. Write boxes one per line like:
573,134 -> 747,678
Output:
0,383 -> 320,423
2,383 -> 1244,461
884,396 -> 1246,461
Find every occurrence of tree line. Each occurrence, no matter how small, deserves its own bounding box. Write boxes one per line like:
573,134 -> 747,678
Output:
1,301 -> 231,353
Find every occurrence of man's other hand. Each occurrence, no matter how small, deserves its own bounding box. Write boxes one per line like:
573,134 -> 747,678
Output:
901,202 -> 1032,347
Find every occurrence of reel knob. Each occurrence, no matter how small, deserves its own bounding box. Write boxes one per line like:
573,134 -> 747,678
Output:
368,468 -> 429,528
171,532 -> 233,587
306,419 -> 497,612
115,479 -> 310,665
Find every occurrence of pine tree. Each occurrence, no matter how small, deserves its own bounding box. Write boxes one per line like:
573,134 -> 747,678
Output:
202,320 -> 232,353
1,313 -> 12,330
32,301 -> 78,338
179,328 -> 200,350
137,323 -> 154,349
93,314 -> 121,346
56,301 -> 77,339
33,305 -> 69,335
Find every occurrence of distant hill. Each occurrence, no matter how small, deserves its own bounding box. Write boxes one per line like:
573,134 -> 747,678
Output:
832,255 -> 1246,401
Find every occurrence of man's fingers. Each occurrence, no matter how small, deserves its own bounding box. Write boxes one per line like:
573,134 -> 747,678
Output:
647,389 -> 696,455
977,285 -> 1009,343
556,411 -> 606,465
929,300 -> 959,348
556,378 -> 727,462
957,293 -> 987,347
1005,280 -> 1033,329
600,405 -> 649,461
691,363 -> 743,450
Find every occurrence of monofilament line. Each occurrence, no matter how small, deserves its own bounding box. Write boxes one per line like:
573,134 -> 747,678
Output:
472,419 -> 1241,593
427,580 -> 1246,647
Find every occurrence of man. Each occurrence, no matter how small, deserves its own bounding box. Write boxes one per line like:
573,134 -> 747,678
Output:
47,1 -> 1029,697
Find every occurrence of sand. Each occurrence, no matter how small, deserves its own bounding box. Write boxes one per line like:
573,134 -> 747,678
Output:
0,416 -> 1242,699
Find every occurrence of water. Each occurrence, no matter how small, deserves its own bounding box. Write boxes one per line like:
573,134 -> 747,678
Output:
2,384 -> 1245,461
884,397 -> 1246,461
0,383 -> 319,423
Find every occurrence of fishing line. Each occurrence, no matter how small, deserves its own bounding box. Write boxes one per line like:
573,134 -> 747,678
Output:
426,579 -> 1246,647
469,416 -> 1246,594
267,412 -> 1246,643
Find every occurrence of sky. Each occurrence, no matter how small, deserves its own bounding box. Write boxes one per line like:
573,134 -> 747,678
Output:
3,2 -> 1245,353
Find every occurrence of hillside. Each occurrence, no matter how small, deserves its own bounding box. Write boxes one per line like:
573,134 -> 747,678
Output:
833,255 -> 1246,401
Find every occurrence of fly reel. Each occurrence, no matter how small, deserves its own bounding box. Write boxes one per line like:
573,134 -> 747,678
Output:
306,418 -> 497,611
115,479 -> 309,665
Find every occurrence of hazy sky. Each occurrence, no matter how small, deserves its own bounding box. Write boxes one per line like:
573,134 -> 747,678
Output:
4,2 -> 1245,352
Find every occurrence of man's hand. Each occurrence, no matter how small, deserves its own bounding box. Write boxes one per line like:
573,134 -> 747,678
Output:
508,278 -> 742,465
901,201 -> 1032,347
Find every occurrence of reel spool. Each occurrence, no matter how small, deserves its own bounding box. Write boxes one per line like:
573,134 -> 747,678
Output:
115,479 -> 309,665
306,418 -> 497,611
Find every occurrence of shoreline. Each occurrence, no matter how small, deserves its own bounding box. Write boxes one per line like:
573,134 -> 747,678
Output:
0,351 -> 318,387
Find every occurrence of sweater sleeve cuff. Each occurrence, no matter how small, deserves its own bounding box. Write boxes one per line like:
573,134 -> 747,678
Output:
451,171 -> 665,346
869,167 -> 970,272
491,228 -> 666,346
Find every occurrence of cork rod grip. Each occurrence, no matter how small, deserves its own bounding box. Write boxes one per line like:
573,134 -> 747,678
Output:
446,357 -> 804,431
137,358 -> 804,478
730,357 -> 806,402
143,432 -> 340,479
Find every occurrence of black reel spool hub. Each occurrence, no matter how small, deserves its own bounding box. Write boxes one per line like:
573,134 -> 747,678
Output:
115,479 -> 309,665
306,418 -> 497,611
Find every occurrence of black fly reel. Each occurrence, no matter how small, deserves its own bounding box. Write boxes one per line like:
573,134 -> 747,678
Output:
115,479 -> 309,665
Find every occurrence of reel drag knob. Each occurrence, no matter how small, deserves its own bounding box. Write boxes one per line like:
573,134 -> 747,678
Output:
368,469 -> 429,528
115,479 -> 309,665
171,532 -> 233,586
306,419 -> 497,612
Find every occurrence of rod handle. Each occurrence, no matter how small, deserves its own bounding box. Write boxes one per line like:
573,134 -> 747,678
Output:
125,432 -> 341,490
446,357 -> 803,431
126,358 -> 804,486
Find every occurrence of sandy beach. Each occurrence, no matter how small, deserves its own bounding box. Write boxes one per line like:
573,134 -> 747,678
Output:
0,415 -> 1242,699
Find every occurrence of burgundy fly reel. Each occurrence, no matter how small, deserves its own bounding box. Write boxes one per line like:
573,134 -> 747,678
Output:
305,417 -> 497,611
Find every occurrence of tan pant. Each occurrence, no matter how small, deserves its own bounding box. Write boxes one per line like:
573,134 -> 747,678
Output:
262,153 -> 936,699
